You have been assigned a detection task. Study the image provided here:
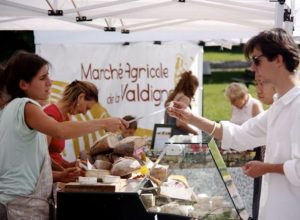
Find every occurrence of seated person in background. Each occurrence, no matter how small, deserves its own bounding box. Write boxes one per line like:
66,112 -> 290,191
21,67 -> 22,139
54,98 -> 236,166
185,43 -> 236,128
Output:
164,71 -> 199,135
224,82 -> 263,125
119,115 -> 138,139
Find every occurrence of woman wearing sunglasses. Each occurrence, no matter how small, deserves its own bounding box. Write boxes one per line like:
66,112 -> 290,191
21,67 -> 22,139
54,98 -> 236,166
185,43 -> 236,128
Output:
168,28 -> 300,220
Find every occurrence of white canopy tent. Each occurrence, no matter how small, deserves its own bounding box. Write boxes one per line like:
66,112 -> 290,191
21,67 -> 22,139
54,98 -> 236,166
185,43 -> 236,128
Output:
1,0 -> 300,161
0,0 -> 299,46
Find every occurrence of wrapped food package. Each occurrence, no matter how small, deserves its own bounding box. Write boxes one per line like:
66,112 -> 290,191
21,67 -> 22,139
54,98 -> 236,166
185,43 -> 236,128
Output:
110,157 -> 141,177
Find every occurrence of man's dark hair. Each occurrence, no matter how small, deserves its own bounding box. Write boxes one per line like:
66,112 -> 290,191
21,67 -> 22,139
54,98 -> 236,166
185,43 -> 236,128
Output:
244,28 -> 300,72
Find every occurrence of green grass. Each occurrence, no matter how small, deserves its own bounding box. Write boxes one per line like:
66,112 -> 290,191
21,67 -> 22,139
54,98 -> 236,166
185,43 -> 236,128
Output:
201,46 -> 261,121
203,82 -> 231,121
204,52 -> 246,61
203,71 -> 258,121
203,45 -> 246,61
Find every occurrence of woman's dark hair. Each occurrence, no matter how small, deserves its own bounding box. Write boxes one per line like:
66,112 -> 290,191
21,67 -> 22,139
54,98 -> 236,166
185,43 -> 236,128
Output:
3,50 -> 49,99
61,80 -> 99,109
244,28 -> 300,72
165,71 -> 199,106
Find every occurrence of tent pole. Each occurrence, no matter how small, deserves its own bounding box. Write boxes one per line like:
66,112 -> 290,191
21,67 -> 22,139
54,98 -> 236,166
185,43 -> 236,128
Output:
275,2 -> 285,28
284,0 -> 295,35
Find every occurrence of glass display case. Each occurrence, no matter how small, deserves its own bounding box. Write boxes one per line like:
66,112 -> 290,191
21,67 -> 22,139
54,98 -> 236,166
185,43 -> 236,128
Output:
140,132 -> 249,220
56,132 -> 250,220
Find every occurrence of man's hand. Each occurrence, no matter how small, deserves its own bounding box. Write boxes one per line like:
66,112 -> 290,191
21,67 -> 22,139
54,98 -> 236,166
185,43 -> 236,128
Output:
243,160 -> 266,178
167,101 -> 194,123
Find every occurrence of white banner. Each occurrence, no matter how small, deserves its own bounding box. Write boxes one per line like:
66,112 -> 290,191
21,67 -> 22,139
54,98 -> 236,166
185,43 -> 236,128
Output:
36,42 -> 203,160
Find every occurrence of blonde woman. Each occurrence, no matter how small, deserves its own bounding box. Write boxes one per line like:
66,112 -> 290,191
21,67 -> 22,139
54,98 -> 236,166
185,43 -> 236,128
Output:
44,80 -> 99,169
224,82 -> 263,125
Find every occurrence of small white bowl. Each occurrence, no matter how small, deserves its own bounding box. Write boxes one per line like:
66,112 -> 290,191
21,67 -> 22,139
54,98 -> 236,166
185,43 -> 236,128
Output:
102,175 -> 120,184
85,169 -> 110,178
78,176 -> 97,185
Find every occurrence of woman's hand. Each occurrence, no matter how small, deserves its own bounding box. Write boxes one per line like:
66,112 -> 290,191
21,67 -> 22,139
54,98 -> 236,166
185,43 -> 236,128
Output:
167,101 -> 194,123
53,167 -> 82,183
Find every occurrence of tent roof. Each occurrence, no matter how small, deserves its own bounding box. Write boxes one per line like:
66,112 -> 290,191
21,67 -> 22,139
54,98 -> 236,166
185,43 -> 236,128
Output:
1,0 -> 299,44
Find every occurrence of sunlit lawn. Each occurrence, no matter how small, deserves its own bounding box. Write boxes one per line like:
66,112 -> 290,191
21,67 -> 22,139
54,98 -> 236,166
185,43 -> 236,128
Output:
202,71 -> 258,121
204,52 -> 246,61
201,46 -> 262,121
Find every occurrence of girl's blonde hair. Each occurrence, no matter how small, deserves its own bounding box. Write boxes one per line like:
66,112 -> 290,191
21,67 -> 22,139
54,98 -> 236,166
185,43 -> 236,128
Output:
224,82 -> 248,101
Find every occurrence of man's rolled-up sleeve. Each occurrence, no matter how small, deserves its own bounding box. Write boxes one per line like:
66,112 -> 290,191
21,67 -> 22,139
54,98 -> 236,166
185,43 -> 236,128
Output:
220,111 -> 268,151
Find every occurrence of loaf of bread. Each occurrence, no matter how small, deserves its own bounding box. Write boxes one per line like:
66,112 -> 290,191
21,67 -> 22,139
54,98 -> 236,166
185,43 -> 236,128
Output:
117,136 -> 147,149
94,159 -> 112,170
113,143 -> 134,157
113,136 -> 147,157
90,134 -> 119,156
110,157 -> 141,177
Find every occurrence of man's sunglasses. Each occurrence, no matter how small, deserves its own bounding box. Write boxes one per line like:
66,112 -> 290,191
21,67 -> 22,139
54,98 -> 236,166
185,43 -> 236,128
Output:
251,54 -> 265,66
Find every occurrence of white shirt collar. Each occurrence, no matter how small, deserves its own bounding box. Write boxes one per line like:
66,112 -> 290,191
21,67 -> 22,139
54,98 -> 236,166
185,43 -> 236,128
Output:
273,86 -> 300,105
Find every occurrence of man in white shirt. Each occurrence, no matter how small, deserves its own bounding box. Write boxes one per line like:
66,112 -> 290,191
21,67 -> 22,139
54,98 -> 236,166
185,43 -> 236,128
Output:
168,28 -> 300,220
